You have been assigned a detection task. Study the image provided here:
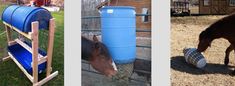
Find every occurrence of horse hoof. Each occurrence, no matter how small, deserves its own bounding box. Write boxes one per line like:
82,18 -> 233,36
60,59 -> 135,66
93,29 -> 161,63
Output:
230,71 -> 235,76
224,62 -> 228,66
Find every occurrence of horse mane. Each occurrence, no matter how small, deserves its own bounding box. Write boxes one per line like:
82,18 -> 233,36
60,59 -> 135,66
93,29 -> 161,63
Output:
97,42 -> 112,60
201,13 -> 235,40
82,36 -> 112,61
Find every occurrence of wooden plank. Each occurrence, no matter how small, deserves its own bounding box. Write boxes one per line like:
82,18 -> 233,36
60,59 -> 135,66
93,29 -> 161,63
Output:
15,39 -> 44,58
2,56 -> 11,62
3,22 -> 11,28
8,40 -> 17,46
34,71 -> 58,86
46,18 -> 55,76
8,52 -> 34,82
95,1 -> 109,10
38,56 -> 47,65
3,22 -> 32,39
12,26 -> 32,40
31,56 -> 47,67
32,21 -> 39,83
15,38 -> 47,67
5,25 -> 11,44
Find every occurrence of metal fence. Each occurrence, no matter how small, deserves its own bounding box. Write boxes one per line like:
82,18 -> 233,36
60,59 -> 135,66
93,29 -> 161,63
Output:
81,13 -> 151,84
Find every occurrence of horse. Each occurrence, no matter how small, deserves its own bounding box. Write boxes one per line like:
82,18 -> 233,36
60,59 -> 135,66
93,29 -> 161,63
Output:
82,35 -> 116,77
197,13 -> 235,74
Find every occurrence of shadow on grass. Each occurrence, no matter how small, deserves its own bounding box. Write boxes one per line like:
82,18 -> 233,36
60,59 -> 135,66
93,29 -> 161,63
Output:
171,56 -> 234,75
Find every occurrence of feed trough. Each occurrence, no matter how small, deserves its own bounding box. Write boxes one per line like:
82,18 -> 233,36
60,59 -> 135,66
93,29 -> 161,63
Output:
8,42 -> 47,74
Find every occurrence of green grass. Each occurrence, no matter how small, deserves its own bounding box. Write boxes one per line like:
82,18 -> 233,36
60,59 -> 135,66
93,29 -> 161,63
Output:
0,4 -> 64,85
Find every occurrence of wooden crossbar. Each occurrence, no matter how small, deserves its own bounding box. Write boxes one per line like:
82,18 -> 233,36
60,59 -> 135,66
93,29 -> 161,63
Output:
2,56 -> 11,61
35,71 -> 58,86
15,39 -> 44,58
14,39 -> 48,66
3,22 -> 32,39
8,40 -> 17,46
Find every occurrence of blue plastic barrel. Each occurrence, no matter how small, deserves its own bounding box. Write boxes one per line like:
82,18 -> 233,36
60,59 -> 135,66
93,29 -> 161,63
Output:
2,5 -> 52,32
101,6 -> 136,64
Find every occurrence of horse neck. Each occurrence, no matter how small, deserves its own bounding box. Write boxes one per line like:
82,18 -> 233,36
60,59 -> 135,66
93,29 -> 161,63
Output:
206,25 -> 223,40
82,37 -> 96,60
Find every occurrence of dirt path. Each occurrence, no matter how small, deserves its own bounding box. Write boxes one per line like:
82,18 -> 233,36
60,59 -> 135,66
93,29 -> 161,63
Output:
171,16 -> 235,86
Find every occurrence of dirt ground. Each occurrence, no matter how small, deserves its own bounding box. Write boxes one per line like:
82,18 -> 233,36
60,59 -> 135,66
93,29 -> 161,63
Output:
171,15 -> 235,86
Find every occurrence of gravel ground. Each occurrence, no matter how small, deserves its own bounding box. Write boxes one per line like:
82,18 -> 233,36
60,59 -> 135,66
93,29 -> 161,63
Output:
171,15 -> 235,86
82,62 -> 150,86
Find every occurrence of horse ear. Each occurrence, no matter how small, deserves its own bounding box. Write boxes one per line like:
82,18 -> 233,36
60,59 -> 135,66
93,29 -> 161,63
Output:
94,42 -> 101,49
93,35 -> 99,42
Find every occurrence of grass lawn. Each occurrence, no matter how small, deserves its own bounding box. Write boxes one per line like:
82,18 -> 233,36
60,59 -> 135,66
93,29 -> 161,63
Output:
0,3 -> 64,85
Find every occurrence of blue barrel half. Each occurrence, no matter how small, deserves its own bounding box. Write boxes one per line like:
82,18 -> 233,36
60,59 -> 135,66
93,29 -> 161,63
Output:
101,6 -> 136,64
2,5 -> 52,32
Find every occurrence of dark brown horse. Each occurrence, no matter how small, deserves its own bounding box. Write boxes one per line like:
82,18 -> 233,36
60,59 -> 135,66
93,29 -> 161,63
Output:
82,35 -> 116,77
197,13 -> 235,74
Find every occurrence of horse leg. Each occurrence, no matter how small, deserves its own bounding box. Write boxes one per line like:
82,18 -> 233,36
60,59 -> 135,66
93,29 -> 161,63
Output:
225,45 -> 233,66
231,44 -> 235,75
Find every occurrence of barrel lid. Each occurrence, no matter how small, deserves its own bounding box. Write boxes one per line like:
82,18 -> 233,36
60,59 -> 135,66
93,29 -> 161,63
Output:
102,6 -> 135,10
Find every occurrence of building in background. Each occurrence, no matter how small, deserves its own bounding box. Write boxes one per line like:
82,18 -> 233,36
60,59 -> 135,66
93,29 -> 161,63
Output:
1,0 -> 63,7
171,0 -> 191,16
199,0 -> 235,14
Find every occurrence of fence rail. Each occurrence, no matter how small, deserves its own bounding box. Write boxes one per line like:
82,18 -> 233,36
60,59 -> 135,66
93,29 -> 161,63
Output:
82,14 -> 151,19
81,29 -> 151,32
136,45 -> 151,48
81,29 -> 151,48
81,29 -> 151,49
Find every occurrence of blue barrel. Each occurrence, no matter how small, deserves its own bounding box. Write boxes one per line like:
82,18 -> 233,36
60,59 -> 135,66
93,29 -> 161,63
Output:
2,5 -> 52,32
101,6 -> 136,64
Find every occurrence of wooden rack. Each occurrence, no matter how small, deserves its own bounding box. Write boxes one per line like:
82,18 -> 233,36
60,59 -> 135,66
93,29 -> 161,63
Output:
2,18 -> 58,86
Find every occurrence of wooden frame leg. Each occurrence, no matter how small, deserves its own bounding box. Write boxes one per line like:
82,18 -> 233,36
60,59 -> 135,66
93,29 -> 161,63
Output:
5,25 -> 11,45
32,21 -> 39,83
34,71 -> 58,86
46,18 -> 55,76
